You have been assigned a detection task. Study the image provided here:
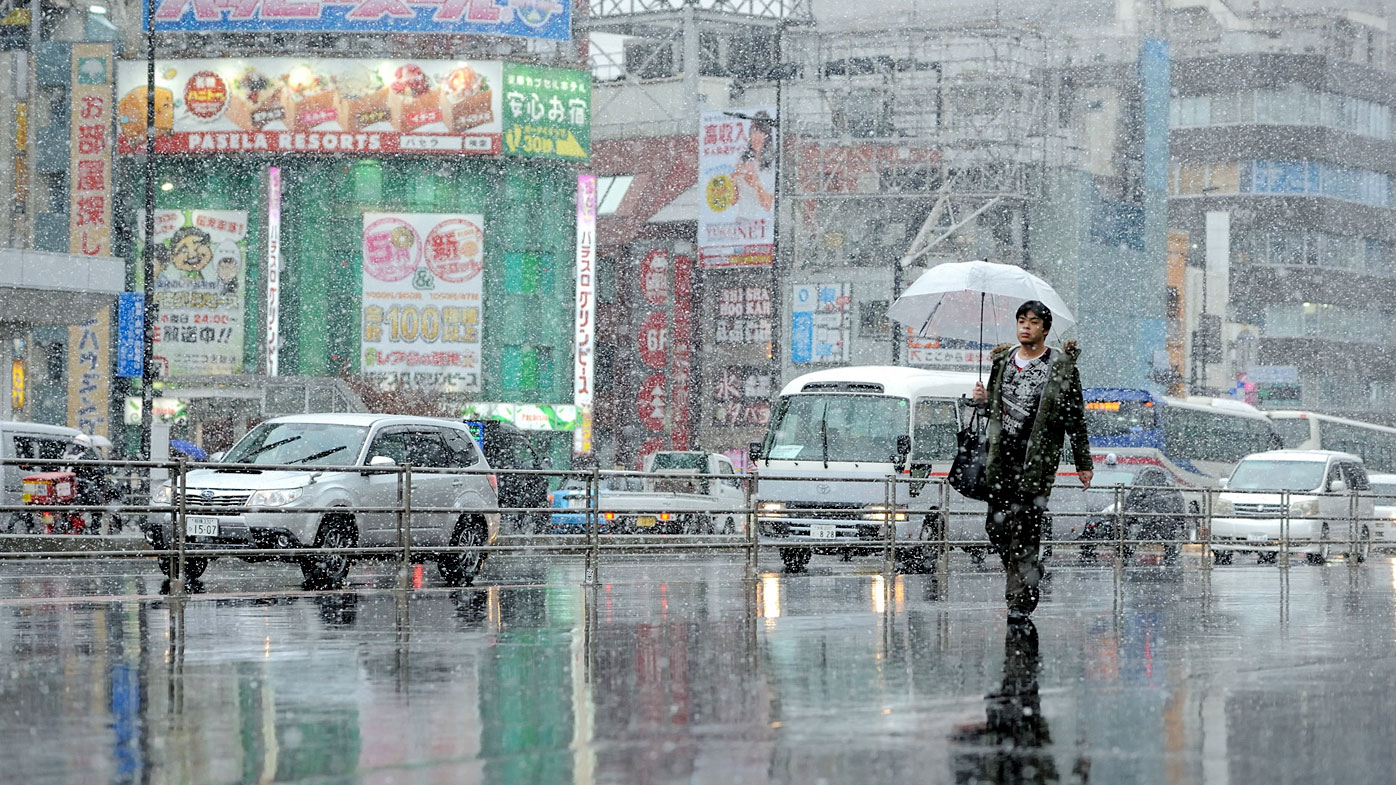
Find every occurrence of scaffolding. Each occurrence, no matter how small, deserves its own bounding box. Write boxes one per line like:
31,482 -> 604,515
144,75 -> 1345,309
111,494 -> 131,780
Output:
781,25 -> 1075,269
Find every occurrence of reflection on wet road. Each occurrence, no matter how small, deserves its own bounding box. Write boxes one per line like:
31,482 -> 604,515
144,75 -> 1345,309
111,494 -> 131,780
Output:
4,554 -> 1396,783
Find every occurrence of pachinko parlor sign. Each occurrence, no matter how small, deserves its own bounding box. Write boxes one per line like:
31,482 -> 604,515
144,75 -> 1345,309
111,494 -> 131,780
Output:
116,58 -> 502,155
144,0 -> 570,41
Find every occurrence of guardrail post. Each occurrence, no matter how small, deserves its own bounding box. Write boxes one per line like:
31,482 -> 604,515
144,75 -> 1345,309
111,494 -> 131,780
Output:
1113,483 -> 1125,572
882,474 -> 896,579
1348,486 -> 1358,566
1201,486 -> 1213,574
173,458 -> 187,595
401,463 -> 414,587
1279,489 -> 1289,570
584,468 -> 600,587
743,467 -> 757,581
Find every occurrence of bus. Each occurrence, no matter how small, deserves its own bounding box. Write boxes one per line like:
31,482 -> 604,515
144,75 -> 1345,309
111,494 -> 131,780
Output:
1081,388 -> 1280,484
1266,410 -> 1396,474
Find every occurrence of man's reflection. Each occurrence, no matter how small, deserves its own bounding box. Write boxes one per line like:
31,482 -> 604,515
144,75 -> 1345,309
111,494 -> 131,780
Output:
951,620 -> 1087,784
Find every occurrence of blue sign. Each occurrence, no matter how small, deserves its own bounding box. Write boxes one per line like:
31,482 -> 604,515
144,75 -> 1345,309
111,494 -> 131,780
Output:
790,312 -> 813,364
117,293 -> 144,378
145,0 -> 571,40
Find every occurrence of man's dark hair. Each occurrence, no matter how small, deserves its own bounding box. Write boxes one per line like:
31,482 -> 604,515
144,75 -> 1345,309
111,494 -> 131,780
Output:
1016,300 -> 1053,332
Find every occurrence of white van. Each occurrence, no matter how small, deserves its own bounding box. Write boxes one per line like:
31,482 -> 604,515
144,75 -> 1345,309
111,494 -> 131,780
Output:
0,421 -> 83,532
750,365 -> 983,573
1211,450 -> 1374,564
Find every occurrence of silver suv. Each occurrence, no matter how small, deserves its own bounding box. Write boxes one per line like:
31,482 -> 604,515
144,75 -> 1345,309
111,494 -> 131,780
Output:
148,414 -> 499,586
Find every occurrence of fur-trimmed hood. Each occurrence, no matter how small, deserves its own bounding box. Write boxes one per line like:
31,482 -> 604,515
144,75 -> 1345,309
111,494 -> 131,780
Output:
990,340 -> 1079,361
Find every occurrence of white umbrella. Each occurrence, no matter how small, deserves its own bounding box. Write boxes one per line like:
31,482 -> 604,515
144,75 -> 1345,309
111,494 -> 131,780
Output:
887,260 -> 1076,377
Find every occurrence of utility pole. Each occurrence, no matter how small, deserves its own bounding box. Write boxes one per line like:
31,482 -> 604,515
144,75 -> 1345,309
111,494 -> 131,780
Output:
140,0 -> 157,460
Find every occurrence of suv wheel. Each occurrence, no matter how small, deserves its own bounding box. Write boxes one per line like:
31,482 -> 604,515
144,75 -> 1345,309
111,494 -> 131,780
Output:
301,515 -> 356,588
158,556 -> 209,581
439,515 -> 487,587
780,547 -> 810,573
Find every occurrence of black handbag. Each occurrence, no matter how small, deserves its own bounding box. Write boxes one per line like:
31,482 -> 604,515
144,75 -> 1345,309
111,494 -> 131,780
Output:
949,405 -> 990,501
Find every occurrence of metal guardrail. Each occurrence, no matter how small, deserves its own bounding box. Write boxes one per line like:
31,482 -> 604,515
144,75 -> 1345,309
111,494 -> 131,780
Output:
0,458 -> 1387,595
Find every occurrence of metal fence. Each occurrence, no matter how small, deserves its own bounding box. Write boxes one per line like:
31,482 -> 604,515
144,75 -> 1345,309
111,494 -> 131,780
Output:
0,457 -> 1388,596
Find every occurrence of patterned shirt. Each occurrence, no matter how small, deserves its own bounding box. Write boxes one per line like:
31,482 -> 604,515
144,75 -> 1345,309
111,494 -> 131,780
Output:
1000,348 -> 1052,444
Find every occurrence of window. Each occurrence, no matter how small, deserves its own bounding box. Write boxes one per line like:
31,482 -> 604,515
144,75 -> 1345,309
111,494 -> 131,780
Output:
912,398 -> 958,463
405,430 -> 452,468
367,430 -> 408,464
441,428 -> 480,468
766,394 -> 910,463
596,176 -> 634,216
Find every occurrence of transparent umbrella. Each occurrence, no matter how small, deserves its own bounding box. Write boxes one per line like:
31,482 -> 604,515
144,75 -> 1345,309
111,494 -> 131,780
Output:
887,260 -> 1076,378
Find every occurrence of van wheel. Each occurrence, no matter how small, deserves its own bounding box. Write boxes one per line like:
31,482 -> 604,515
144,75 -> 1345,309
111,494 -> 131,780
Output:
780,547 -> 810,573
1213,549 -> 1233,565
301,515 -> 356,588
158,556 -> 209,581
722,516 -> 737,535
439,515 -> 487,587
1257,551 -> 1277,565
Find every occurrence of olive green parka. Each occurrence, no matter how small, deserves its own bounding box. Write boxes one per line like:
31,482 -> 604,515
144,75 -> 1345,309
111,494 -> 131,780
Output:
981,340 -> 1092,504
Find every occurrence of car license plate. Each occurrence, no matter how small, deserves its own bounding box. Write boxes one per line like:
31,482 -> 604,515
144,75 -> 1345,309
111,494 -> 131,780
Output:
810,524 -> 836,540
1247,533 -> 1269,542
637,516 -> 656,528
186,516 -> 219,537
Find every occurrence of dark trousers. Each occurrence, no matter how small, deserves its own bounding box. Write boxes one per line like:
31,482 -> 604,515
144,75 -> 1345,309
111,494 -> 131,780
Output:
985,463 -> 1048,615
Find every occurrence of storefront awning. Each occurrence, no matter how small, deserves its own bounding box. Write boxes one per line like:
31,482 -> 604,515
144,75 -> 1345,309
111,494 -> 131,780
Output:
0,248 -> 124,325
647,181 -> 703,225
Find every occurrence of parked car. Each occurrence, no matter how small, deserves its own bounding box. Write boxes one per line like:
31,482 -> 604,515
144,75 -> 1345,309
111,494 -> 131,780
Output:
1211,450 -> 1374,565
1367,473 -> 1396,551
0,421 -> 83,533
1058,459 -> 1191,564
549,452 -> 745,535
145,414 -> 499,586
469,420 -> 550,534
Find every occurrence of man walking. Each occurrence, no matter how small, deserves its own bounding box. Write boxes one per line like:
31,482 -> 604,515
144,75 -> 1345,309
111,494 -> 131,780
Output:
972,300 -> 1092,619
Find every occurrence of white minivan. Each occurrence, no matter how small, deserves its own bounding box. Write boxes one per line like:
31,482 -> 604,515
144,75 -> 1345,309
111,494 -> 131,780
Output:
0,421 -> 83,532
1211,450 -> 1374,564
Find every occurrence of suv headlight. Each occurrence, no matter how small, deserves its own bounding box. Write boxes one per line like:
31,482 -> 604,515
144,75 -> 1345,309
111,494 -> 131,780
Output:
248,487 -> 304,507
759,501 -> 785,518
864,504 -> 908,523
1290,499 -> 1319,518
152,484 -> 172,505
1213,497 -> 1234,515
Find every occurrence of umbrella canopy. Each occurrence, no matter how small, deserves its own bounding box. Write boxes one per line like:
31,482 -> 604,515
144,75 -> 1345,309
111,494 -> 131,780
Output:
888,260 -> 1076,347
169,439 -> 208,461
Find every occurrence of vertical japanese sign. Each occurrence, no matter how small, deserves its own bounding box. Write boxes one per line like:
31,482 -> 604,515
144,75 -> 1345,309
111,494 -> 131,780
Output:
361,213 -> 484,393
573,174 -> 596,452
135,209 -> 250,376
266,166 -> 282,375
12,101 -> 26,237
670,255 -> 694,449
67,308 -> 111,437
698,106 -> 776,268
116,293 -> 145,377
790,283 -> 851,364
502,63 -> 590,161
69,43 -> 113,256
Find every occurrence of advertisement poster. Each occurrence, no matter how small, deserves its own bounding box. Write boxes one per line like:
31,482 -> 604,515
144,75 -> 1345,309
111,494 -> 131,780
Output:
502,63 -> 590,162
135,209 -> 250,376
711,366 -> 772,428
698,106 -> 776,269
116,58 -> 503,155
574,174 -> 596,409
361,212 -> 484,393
714,285 -> 772,345
68,43 -> 113,257
790,283 -> 850,364
146,0 -> 571,41
67,308 -> 111,437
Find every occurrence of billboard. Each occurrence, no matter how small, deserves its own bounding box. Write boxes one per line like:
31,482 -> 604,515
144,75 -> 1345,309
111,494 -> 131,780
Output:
361,212 -> 484,393
145,0 -> 570,40
135,209 -> 251,376
698,107 -> 776,268
789,283 -> 850,364
502,63 -> 591,162
116,58 -> 503,155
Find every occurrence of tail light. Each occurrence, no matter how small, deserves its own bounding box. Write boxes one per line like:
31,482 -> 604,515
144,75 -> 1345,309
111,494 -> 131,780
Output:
659,512 -> 672,521
488,474 -> 498,493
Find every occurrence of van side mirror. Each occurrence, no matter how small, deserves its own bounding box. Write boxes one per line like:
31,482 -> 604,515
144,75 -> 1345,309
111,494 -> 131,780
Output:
894,435 -> 911,471
210,451 -> 226,462
748,442 -> 763,463
1218,478 -> 1229,489
1329,479 -> 1348,494
369,455 -> 397,467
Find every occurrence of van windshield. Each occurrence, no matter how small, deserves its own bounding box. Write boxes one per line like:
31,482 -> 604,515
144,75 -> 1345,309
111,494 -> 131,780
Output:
764,394 -> 909,463
1228,460 -> 1325,492
223,422 -> 371,467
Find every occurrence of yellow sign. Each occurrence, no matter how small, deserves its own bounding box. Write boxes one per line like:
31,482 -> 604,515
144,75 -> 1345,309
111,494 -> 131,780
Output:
10,360 -> 24,410
1,9 -> 30,25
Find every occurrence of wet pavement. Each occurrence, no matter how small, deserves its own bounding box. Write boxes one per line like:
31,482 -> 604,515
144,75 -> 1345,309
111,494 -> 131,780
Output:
4,549 -> 1396,784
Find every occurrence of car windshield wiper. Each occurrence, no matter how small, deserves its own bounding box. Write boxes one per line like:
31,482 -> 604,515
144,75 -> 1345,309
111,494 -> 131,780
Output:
242,435 -> 302,460
288,446 -> 346,465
